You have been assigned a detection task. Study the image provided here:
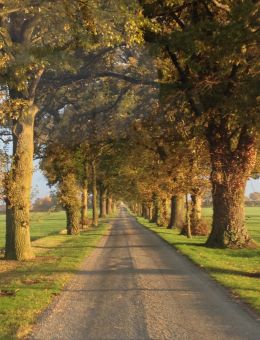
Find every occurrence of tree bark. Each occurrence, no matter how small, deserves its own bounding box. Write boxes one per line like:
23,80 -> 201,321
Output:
206,124 -> 257,248
58,173 -> 80,235
151,193 -> 159,223
91,161 -> 98,227
158,198 -> 168,227
99,185 -> 107,218
106,197 -> 112,215
65,204 -> 80,235
81,186 -> 89,229
67,206 -> 80,235
148,204 -> 153,221
141,203 -> 147,218
185,194 -> 192,239
5,104 -> 38,260
81,162 -> 89,228
111,200 -> 117,214
167,194 -> 185,229
189,189 -> 208,236
65,208 -> 71,233
5,198 -> 15,259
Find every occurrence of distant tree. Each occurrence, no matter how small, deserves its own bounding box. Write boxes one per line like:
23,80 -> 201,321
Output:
249,192 -> 260,201
33,196 -> 57,212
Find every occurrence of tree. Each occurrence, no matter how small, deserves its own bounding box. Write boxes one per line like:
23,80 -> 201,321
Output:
33,196 -> 56,212
138,0 -> 259,248
0,0 -> 80,259
249,192 -> 260,202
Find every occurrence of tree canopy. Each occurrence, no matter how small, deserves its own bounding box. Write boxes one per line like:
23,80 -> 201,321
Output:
0,0 -> 259,260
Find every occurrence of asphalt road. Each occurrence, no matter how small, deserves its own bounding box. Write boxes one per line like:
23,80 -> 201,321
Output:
32,208 -> 260,340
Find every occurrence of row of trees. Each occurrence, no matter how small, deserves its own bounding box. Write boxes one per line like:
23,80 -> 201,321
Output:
0,0 -> 259,260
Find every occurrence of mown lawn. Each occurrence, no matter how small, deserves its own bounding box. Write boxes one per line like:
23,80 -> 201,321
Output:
202,207 -> 260,243
0,222 -> 110,339
137,206 -> 260,314
0,211 -> 67,249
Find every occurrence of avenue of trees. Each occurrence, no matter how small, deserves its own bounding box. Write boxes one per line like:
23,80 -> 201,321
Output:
0,0 -> 259,260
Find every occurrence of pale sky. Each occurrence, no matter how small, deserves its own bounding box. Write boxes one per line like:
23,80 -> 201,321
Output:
32,169 -> 260,199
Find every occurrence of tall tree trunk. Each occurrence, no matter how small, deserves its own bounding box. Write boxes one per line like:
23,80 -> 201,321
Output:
185,194 -> 192,239
137,203 -> 142,216
91,161 -> 98,227
65,208 -> 71,233
66,205 -> 80,235
158,198 -> 167,227
141,203 -> 146,218
148,204 -> 153,221
106,197 -> 112,215
151,193 -> 159,223
58,173 -> 80,235
99,185 -> 107,218
111,200 -> 117,214
81,163 -> 89,228
81,186 -> 89,229
167,194 -> 185,229
5,104 -> 38,260
206,124 -> 257,248
5,198 -> 15,259
190,189 -> 208,236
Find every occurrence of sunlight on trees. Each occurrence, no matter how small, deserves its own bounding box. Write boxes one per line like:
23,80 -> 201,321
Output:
0,0 -> 259,260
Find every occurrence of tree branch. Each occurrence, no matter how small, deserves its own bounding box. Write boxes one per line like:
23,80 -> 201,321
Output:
212,0 -> 230,12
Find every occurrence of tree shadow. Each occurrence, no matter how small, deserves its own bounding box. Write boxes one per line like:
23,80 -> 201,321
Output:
207,266 -> 260,279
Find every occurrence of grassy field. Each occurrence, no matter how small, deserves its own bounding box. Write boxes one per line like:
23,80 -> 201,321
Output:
137,206 -> 260,314
0,221 -> 110,339
202,207 -> 260,243
0,211 -> 67,249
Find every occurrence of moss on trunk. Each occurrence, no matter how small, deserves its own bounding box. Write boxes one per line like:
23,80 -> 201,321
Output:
206,124 -> 257,248
81,186 -> 89,228
5,104 -> 38,260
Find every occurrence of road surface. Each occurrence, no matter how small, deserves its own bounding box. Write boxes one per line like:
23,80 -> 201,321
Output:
32,208 -> 260,340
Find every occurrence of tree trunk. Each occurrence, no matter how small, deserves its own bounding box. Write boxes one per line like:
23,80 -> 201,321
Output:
5,104 -> 38,260
145,203 -> 151,221
151,193 -> 159,223
185,194 -> 192,239
68,207 -> 80,235
137,203 -> 142,216
206,124 -> 257,248
5,198 -> 15,259
106,197 -> 112,215
148,204 -> 153,221
65,205 -> 80,235
141,203 -> 147,218
65,208 -> 71,233
189,189 -> 209,236
167,194 -> 185,229
58,173 -> 80,235
158,198 -> 167,227
99,186 -> 107,218
112,200 -> 117,214
81,186 -> 89,229
91,161 -> 98,227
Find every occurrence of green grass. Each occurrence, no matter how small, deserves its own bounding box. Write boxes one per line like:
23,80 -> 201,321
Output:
0,211 -> 67,249
0,210 -> 95,249
202,207 -> 260,243
0,222 -> 110,339
136,206 -> 260,314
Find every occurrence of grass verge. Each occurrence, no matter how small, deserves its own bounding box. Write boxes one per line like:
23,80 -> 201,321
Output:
136,216 -> 260,315
0,211 -> 67,249
0,222 -> 110,339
